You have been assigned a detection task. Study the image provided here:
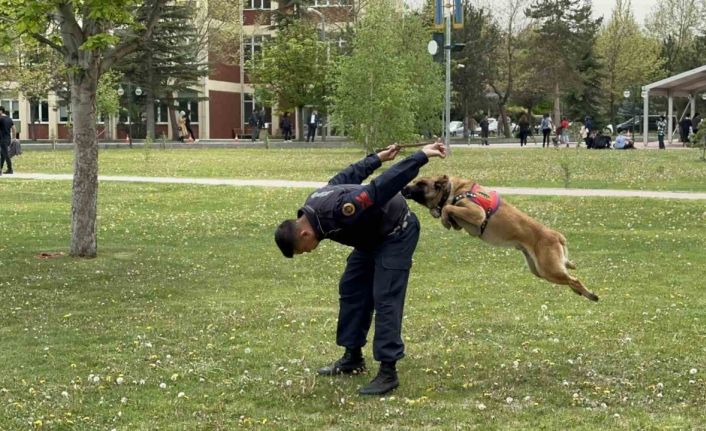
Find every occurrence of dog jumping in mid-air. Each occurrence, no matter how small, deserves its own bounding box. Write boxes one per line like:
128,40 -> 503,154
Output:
402,175 -> 598,302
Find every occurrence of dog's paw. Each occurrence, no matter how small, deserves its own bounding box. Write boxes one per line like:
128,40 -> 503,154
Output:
430,208 -> 441,218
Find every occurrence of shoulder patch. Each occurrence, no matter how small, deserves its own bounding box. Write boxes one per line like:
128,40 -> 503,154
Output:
342,203 -> 356,216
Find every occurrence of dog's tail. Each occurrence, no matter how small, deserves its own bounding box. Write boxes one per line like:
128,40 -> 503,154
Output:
558,233 -> 577,270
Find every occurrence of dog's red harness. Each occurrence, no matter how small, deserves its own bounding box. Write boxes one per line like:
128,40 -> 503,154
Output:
451,183 -> 501,235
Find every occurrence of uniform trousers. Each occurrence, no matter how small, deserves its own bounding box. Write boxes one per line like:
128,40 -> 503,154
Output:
335,213 -> 420,362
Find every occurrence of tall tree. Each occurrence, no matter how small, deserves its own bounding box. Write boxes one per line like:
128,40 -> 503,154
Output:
117,0 -> 209,140
12,41 -> 68,140
526,0 -> 602,124
0,0 -> 167,257
596,0 -> 663,127
247,20 -> 329,141
645,0 -> 705,75
452,4 -> 499,132
489,0 -> 532,137
331,0 -> 443,151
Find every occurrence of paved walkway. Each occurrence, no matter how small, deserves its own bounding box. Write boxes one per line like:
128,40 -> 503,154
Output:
3,173 -> 706,200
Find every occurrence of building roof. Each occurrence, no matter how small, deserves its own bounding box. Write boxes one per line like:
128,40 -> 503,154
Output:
643,64 -> 706,97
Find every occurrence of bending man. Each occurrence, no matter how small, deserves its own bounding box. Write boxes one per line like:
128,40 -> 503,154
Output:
275,141 -> 446,395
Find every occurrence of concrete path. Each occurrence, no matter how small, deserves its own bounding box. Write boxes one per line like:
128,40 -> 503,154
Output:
3,173 -> 706,200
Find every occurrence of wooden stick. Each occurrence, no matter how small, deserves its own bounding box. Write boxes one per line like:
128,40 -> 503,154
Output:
373,140 -> 435,153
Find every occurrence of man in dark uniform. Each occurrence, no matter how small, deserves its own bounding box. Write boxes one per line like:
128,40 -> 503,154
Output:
275,141 -> 446,395
0,106 -> 16,175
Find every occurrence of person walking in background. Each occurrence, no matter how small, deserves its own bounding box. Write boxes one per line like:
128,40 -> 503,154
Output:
679,115 -> 692,143
518,112 -> 530,147
560,117 -> 570,147
541,113 -> 552,148
656,115 -> 667,150
184,110 -> 195,142
0,106 -> 16,175
584,115 -> 593,147
692,112 -> 701,134
306,109 -> 320,142
479,114 -> 489,146
177,111 -> 187,142
249,110 -> 260,142
280,112 -> 293,142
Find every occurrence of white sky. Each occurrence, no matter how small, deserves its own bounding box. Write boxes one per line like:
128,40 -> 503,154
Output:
404,0 -> 660,26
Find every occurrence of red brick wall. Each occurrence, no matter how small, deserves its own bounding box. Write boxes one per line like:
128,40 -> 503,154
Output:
28,124 -> 49,140
209,90 -> 241,139
209,57 -> 241,83
244,10 -> 269,26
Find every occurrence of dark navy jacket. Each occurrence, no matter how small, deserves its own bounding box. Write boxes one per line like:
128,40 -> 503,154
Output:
298,151 -> 428,251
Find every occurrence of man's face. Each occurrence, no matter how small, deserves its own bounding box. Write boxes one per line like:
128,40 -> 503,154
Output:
294,235 -> 319,255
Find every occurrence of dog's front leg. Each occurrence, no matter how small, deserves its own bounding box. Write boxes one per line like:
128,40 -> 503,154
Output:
440,206 -> 462,230
443,204 -> 486,233
440,206 -> 453,229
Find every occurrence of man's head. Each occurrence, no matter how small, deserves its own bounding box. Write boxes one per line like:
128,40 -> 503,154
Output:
0,106 -> 6,115
274,217 -> 320,258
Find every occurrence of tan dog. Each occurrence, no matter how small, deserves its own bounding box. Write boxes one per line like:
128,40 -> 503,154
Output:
402,175 -> 598,301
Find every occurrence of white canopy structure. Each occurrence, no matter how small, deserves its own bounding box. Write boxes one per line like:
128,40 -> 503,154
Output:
642,65 -> 706,145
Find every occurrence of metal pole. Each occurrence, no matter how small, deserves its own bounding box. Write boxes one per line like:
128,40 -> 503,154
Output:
444,1 -> 451,154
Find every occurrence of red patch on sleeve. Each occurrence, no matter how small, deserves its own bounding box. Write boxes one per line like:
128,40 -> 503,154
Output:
354,191 -> 374,209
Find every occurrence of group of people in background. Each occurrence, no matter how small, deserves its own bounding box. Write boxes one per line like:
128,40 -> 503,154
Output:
679,113 -> 702,144
247,109 -> 320,143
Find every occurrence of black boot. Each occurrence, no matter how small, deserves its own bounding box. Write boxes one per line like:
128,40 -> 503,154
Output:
359,361 -> 399,396
317,348 -> 366,376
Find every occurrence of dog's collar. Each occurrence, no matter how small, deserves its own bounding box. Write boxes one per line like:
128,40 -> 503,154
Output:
434,182 -> 452,214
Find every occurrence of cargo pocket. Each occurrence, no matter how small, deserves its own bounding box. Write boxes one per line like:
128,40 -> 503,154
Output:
381,255 -> 412,270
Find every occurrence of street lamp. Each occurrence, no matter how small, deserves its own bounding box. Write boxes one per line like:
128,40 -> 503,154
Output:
623,89 -> 635,140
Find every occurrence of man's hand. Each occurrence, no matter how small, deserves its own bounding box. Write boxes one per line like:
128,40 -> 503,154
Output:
422,139 -> 447,159
376,144 -> 401,162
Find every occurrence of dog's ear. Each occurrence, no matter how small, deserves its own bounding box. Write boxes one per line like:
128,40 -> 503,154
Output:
434,175 -> 449,190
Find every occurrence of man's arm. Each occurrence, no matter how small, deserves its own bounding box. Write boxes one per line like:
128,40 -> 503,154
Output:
338,142 -> 446,218
327,145 -> 401,185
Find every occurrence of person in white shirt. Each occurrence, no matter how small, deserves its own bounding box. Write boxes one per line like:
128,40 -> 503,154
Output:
306,109 -> 320,142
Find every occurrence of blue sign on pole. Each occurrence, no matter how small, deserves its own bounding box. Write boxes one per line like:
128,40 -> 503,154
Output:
434,0 -> 444,29
453,0 -> 463,29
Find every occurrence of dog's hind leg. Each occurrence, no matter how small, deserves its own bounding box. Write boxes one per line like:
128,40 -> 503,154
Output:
534,240 -> 598,302
517,245 -> 541,277
558,235 -> 577,269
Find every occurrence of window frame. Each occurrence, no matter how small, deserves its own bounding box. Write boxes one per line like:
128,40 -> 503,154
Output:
244,0 -> 271,10
0,99 -> 20,120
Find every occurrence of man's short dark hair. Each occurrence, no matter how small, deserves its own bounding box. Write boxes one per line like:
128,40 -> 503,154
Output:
0,106 -> 6,114
275,219 -> 298,258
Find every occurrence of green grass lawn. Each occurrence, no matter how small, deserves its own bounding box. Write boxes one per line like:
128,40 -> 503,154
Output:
1,178 -> 705,430
15,146 -> 706,191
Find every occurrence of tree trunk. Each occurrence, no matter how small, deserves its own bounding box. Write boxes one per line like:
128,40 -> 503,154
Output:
296,105 -> 304,141
553,81 -> 561,126
146,91 -> 156,140
70,75 -> 99,258
499,105 -> 510,138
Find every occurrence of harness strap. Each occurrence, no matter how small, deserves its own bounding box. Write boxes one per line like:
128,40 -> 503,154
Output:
450,184 -> 501,236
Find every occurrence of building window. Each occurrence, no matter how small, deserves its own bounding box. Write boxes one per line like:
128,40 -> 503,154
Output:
155,102 -> 169,124
245,0 -> 270,9
30,101 -> 50,123
0,99 -> 20,120
244,35 -> 270,66
59,105 -> 70,123
313,0 -> 349,5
